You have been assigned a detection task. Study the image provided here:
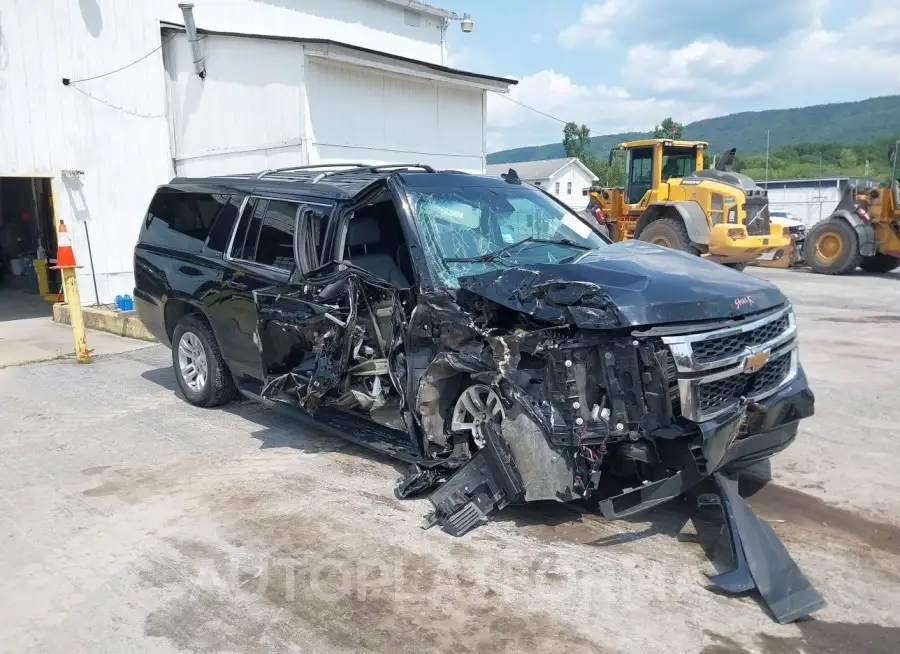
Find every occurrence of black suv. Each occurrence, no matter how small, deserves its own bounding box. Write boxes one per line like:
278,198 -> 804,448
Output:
134,163 -> 821,620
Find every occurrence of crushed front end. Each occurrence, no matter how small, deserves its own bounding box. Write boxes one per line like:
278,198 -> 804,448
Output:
409,280 -> 820,622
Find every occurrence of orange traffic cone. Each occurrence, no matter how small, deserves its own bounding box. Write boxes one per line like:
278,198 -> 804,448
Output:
50,220 -> 81,270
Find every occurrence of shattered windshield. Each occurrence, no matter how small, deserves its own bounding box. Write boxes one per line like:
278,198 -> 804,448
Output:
408,184 -> 609,287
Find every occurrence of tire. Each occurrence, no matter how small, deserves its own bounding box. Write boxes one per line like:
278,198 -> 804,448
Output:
638,218 -> 700,255
171,314 -> 238,407
805,218 -> 861,275
859,253 -> 900,274
725,262 -> 747,272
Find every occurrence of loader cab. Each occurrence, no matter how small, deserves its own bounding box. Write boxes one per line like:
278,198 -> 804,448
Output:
615,139 -> 708,207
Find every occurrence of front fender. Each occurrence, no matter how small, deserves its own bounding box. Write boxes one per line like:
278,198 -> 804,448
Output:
830,210 -> 878,256
638,201 -> 710,245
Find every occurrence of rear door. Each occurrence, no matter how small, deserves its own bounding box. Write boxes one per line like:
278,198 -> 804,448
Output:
214,196 -> 316,386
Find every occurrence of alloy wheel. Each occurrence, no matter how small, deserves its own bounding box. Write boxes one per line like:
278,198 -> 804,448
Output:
177,332 -> 209,393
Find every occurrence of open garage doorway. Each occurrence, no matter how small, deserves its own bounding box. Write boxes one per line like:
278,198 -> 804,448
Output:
0,176 -> 59,322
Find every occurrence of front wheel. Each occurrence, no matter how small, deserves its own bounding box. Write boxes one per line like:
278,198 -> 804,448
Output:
805,218 -> 861,274
724,262 -> 747,272
859,253 -> 900,274
638,218 -> 700,255
450,384 -> 504,451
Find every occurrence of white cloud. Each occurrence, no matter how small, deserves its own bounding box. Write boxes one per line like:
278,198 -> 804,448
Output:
558,0 -> 636,48
486,69 -> 717,150
491,0 -> 900,153
444,46 -> 482,71
625,40 -> 769,93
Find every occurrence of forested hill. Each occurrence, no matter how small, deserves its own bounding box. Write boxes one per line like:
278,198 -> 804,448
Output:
487,95 -> 900,164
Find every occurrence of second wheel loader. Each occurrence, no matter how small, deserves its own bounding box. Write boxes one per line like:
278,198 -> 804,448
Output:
804,140 -> 900,275
586,139 -> 790,268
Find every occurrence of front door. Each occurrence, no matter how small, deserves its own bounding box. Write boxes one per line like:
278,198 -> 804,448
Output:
254,271 -> 363,409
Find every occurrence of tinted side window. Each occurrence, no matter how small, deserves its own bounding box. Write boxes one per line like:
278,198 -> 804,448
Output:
255,200 -> 298,271
205,195 -> 244,254
142,191 -> 232,253
232,199 -> 267,261
297,205 -> 332,272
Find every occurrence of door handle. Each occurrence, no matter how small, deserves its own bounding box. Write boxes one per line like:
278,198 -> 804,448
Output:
223,279 -> 248,290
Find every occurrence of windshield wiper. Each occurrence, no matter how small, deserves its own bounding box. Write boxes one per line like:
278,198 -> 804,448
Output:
443,236 -> 591,264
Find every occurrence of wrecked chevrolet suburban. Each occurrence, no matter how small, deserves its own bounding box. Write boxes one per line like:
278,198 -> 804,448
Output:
134,163 -> 824,622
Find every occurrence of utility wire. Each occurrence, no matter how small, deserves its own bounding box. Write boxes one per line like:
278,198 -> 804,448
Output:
491,90 -> 612,138
491,91 -> 570,125
64,33 -> 179,85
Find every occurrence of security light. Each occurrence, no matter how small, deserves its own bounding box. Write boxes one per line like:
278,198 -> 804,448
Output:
460,13 -> 474,33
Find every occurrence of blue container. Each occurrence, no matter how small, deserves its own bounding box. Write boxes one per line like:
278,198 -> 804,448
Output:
123,295 -> 134,311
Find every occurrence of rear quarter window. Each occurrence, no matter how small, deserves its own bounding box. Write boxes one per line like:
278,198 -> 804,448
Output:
140,191 -> 236,254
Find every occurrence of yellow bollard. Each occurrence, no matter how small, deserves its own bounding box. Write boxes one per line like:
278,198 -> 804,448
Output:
61,268 -> 91,363
50,220 -> 91,363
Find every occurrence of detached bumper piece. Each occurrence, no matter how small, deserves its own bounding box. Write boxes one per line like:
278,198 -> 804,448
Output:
706,472 -> 825,623
422,424 -> 524,537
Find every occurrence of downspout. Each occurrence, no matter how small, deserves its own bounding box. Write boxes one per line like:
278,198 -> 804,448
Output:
178,3 -> 206,78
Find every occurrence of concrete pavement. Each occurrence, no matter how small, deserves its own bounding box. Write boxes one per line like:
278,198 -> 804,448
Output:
1,269 -> 899,652
0,289 -> 153,367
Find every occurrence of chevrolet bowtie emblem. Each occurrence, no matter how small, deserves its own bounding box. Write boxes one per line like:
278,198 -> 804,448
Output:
743,349 -> 770,374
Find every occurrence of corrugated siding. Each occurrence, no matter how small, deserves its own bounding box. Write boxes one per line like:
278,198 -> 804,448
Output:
156,0 -> 444,64
165,33 -> 307,176
306,59 -> 484,171
0,0 -> 171,302
0,0 -> 482,302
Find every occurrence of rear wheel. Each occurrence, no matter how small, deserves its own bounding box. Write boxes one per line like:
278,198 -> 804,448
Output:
806,218 -> 861,274
725,262 -> 747,272
638,218 -> 700,255
171,314 -> 238,407
859,253 -> 900,274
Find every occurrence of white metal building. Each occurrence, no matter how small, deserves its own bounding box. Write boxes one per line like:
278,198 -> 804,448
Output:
486,157 -> 599,210
760,176 -> 879,227
0,0 -> 513,305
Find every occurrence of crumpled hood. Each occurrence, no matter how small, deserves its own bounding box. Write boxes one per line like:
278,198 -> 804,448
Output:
456,241 -> 787,328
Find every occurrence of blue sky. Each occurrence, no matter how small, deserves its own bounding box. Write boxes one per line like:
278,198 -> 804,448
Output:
438,0 -> 900,152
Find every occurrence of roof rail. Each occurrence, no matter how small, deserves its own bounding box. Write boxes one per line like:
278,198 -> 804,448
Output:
310,163 -> 436,183
256,163 -> 369,180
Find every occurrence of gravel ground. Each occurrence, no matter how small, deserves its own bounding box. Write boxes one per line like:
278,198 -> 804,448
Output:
1,266 -> 899,653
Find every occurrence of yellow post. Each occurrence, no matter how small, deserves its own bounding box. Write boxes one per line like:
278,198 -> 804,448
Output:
62,269 -> 91,363
51,219 -> 91,363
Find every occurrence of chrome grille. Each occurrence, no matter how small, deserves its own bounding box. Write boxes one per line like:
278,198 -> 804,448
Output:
692,314 -> 790,364
662,306 -> 798,422
696,350 -> 793,413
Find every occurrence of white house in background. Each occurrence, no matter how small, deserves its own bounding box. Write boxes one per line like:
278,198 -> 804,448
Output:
486,157 -> 599,210
0,0 -> 514,305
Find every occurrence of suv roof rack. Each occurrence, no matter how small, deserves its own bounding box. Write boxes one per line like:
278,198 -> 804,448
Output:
253,162 -> 436,182
207,163 -> 441,197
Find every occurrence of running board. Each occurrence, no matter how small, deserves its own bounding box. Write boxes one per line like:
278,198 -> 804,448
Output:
238,389 -> 429,465
705,472 -> 825,624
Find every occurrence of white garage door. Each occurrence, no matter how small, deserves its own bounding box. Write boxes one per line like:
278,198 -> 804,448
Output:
305,59 -> 485,172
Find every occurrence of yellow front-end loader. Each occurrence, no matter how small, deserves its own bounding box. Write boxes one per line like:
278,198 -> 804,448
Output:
586,139 -> 790,268
804,141 -> 900,274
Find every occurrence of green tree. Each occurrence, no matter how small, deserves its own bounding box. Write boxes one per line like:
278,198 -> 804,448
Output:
562,122 -> 593,163
587,150 -> 626,187
653,117 -> 683,139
